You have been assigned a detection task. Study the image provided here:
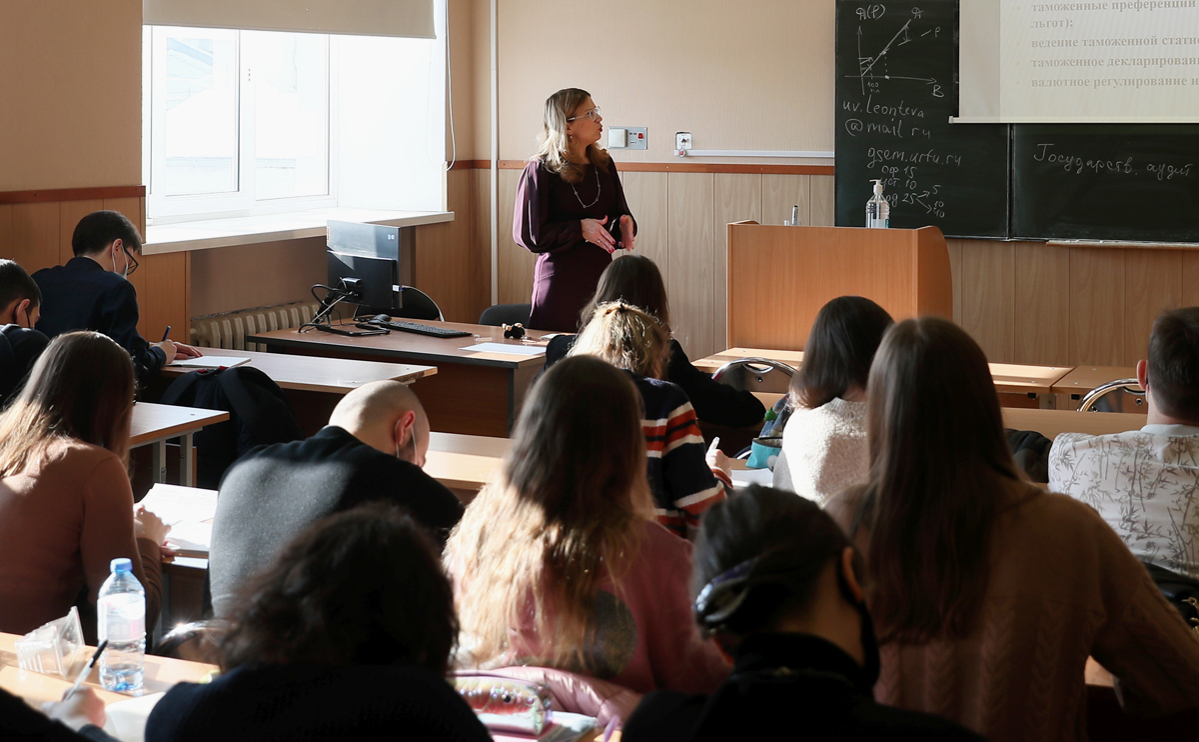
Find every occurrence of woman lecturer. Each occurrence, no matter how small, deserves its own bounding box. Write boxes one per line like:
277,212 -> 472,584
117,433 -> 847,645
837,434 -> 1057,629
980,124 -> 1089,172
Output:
514,88 -> 636,332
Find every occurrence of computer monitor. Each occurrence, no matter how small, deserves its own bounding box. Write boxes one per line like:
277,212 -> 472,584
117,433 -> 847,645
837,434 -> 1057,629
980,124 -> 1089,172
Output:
325,221 -> 415,315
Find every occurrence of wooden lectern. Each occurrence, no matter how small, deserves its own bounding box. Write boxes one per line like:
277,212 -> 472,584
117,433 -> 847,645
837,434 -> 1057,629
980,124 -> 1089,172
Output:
727,223 -> 953,350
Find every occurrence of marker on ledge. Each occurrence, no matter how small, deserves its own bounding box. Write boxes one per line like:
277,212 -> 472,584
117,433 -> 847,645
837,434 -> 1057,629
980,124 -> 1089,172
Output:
161,326 -> 172,342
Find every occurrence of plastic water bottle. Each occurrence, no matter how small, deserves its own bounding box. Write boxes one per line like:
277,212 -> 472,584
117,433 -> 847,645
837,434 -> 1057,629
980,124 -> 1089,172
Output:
866,179 -> 890,228
98,558 -> 145,692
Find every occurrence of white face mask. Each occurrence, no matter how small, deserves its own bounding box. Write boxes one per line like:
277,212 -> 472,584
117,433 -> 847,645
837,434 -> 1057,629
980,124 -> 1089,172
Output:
112,245 -> 131,279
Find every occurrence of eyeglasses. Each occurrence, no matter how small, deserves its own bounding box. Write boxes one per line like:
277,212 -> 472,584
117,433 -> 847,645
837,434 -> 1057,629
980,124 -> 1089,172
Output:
567,107 -> 601,123
122,245 -> 139,277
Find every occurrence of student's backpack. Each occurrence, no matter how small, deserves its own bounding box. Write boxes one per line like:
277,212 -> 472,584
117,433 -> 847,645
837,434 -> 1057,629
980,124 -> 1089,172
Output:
160,366 -> 304,489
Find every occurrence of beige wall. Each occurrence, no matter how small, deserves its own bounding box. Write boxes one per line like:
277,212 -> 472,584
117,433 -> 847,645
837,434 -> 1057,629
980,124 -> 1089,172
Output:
484,0 -> 834,164
0,0 -> 142,190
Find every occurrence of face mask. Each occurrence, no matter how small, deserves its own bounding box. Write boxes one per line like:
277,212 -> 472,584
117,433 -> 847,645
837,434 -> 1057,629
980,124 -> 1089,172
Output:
395,425 -> 417,463
112,248 -> 131,279
836,558 -> 881,686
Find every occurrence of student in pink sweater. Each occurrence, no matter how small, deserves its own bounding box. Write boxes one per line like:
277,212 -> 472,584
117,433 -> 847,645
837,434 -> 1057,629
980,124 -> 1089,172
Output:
827,317 -> 1199,742
445,356 -> 730,695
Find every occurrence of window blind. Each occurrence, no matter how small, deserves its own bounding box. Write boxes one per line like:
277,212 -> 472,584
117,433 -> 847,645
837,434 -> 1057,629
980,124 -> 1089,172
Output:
143,0 -> 434,38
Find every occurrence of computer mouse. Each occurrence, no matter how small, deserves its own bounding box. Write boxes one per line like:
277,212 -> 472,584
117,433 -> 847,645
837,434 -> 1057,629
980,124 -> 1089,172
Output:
370,314 -> 392,323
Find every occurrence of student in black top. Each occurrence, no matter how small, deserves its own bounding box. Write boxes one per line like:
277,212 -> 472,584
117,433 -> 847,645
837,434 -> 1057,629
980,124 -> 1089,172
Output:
33,210 -> 199,384
0,259 -> 49,407
209,380 -> 464,617
146,504 -> 491,742
623,485 -> 984,742
543,255 -> 765,429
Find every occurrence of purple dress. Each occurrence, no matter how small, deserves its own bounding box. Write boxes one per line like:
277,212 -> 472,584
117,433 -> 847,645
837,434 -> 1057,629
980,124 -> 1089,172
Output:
513,158 -> 636,332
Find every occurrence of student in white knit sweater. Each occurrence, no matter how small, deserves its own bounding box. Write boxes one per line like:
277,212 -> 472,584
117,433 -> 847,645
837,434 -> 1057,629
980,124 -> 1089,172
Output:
777,297 -> 893,505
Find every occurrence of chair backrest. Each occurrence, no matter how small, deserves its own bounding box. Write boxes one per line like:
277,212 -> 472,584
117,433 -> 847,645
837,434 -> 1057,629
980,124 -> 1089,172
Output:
478,303 -> 532,327
393,286 -> 443,321
1077,378 -> 1146,413
711,358 -> 796,394
156,619 -> 228,663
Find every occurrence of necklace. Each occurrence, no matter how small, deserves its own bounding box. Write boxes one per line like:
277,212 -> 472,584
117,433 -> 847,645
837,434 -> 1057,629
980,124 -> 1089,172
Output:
570,165 -> 601,209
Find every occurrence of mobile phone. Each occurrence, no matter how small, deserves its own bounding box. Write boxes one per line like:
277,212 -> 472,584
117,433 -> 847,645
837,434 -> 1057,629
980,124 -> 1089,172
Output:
605,217 -> 624,249
316,324 -> 389,337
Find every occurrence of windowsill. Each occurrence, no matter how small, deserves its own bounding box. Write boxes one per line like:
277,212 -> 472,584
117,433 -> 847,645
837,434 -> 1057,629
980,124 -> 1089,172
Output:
142,208 -> 455,255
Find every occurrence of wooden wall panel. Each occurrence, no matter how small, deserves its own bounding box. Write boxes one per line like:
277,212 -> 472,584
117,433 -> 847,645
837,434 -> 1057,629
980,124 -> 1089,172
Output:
960,240 -> 1014,362
810,175 -> 835,227
1013,241 -> 1070,366
1181,252 -> 1199,308
1069,248 -> 1125,366
713,174 -> 761,352
1124,250 -> 1183,365
58,199 -> 102,265
945,238 -> 963,323
620,171 -> 669,274
413,169 -> 488,323
496,168 -> 532,306
667,173 -> 716,358
138,252 -> 190,343
11,202 -> 59,272
0,205 -> 12,263
471,168 -> 493,308
761,174 -> 809,227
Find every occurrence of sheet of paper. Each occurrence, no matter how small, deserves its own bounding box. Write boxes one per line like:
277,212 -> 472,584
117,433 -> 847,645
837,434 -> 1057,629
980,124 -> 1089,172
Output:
165,522 -> 213,555
730,467 -> 774,488
168,356 -> 250,369
459,342 -> 546,357
138,484 -> 218,526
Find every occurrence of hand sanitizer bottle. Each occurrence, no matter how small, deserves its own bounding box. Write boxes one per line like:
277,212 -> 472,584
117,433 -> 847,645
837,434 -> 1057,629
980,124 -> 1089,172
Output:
865,180 -> 890,228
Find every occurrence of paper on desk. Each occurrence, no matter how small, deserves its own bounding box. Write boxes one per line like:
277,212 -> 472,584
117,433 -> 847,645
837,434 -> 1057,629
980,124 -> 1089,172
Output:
731,467 -> 774,488
165,522 -> 212,556
103,691 -> 165,742
459,342 -> 546,357
168,356 -> 250,369
139,484 -> 218,526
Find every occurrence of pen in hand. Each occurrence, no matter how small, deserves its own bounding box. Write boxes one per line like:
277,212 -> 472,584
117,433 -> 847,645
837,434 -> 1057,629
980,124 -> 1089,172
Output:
63,640 -> 108,701
161,326 -> 171,342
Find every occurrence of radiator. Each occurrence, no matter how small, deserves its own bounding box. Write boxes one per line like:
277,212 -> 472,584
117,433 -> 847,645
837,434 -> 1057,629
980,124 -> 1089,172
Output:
190,301 -> 322,352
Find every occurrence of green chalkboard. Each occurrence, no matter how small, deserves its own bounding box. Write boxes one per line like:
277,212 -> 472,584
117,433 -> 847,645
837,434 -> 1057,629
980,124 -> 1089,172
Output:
835,0 -> 1009,238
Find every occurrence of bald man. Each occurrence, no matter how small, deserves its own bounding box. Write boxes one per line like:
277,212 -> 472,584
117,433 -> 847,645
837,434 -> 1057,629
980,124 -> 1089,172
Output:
208,381 -> 463,617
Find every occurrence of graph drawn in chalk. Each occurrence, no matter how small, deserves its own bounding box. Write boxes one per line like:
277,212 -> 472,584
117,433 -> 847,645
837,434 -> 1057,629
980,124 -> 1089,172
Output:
853,19 -> 942,97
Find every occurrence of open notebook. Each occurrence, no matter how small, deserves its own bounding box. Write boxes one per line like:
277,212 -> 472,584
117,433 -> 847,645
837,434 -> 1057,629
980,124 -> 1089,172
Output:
139,483 -> 218,558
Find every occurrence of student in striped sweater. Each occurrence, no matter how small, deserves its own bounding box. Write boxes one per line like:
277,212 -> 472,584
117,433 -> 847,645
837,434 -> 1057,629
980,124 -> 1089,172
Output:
571,303 -> 732,538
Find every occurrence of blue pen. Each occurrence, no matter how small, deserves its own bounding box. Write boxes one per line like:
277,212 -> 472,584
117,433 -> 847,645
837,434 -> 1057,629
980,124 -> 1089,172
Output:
161,326 -> 171,342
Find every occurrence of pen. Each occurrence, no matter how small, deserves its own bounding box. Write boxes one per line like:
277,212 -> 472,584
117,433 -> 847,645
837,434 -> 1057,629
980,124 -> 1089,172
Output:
63,640 -> 108,701
161,326 -> 171,342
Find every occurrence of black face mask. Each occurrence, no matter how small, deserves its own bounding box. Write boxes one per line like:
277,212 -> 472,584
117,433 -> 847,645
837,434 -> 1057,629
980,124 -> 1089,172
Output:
835,558 -> 881,687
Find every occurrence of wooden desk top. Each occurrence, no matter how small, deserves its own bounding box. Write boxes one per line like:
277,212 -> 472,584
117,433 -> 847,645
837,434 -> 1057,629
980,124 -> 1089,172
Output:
0,632 -> 216,706
248,321 -> 552,370
1051,366 -> 1140,396
695,348 -> 1073,395
1002,408 -> 1146,439
424,432 -> 510,492
161,348 -> 436,394
130,403 -> 229,446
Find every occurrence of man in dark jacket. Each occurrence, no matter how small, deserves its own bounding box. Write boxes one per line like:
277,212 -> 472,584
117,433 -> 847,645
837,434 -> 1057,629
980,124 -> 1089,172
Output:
0,259 -> 50,406
33,210 -> 199,384
209,381 -> 464,617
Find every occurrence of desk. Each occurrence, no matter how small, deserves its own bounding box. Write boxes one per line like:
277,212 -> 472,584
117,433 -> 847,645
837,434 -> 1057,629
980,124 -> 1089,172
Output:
131,403 -> 229,485
249,322 -> 549,437
0,632 -> 215,707
1051,366 -> 1140,397
693,347 -> 1074,400
161,347 -> 436,393
425,432 -> 509,502
1002,408 -> 1146,440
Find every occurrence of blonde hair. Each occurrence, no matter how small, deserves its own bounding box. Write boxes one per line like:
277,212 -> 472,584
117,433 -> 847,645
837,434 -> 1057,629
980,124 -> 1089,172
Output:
0,331 -> 134,476
444,356 -> 654,671
570,302 -> 668,380
534,88 -> 611,184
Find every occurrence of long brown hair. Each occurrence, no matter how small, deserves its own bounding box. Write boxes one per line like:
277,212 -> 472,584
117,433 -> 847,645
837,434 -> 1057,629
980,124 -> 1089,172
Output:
534,88 -> 611,184
221,504 -> 458,675
580,255 -> 672,333
570,302 -> 669,379
853,318 -> 1020,644
790,296 -> 893,410
0,331 -> 134,475
444,356 -> 654,671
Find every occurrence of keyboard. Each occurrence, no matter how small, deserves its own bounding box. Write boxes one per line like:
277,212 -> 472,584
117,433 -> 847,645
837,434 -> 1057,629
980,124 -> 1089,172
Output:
363,319 -> 473,338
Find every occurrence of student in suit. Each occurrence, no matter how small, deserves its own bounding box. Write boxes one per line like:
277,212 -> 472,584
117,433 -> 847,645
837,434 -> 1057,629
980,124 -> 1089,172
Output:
826,317 -> 1199,742
624,486 -> 984,742
33,210 -> 199,384
446,356 -> 730,695
147,504 -> 491,742
0,331 -> 168,640
543,255 -> 766,428
209,381 -> 463,617
0,259 -> 50,407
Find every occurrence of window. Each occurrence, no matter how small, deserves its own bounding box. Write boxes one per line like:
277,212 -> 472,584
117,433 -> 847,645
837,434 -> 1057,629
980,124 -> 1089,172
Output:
143,10 -> 446,224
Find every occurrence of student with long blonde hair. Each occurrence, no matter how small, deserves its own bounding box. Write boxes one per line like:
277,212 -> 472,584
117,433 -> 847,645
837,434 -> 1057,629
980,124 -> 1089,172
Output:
0,331 -> 168,639
446,356 -> 729,694
570,303 -> 732,538
514,88 -> 636,332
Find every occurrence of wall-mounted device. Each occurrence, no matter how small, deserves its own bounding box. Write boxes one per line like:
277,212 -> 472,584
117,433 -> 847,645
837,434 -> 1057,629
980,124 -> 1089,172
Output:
607,127 -> 648,150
